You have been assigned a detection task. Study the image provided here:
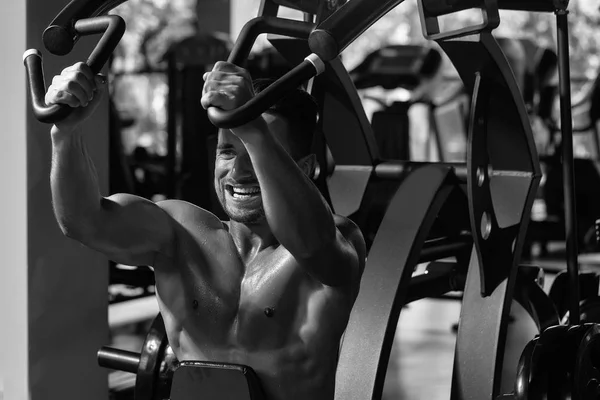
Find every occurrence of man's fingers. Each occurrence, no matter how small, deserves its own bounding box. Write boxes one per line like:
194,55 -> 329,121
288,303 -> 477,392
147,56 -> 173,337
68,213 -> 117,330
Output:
46,72 -> 108,108
62,62 -> 95,83
200,91 -> 220,110
201,90 -> 235,110
203,71 -> 250,96
210,62 -> 252,85
212,61 -> 243,73
64,70 -> 96,101
203,71 -> 244,86
46,79 -> 87,107
202,62 -> 254,110
203,71 -> 228,95
66,80 -> 92,106
208,64 -> 252,82
47,89 -> 81,108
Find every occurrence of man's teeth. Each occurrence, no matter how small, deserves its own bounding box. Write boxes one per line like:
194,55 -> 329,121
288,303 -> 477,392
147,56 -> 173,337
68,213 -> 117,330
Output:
231,187 -> 260,198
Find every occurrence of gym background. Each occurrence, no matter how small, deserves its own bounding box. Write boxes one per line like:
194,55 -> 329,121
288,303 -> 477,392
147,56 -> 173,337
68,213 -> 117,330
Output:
1,0 -> 600,399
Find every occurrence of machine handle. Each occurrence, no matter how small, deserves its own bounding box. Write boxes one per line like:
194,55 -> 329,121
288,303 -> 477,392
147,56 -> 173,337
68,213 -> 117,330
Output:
227,16 -> 315,66
207,57 -> 323,129
420,0 -> 567,14
43,0 -> 129,56
308,0 -> 405,62
23,15 -> 125,124
208,0 -> 409,129
97,346 -> 140,374
206,16 -> 323,129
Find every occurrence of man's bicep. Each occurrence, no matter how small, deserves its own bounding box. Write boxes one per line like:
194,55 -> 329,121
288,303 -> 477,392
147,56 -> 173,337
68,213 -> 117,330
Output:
84,193 -> 175,266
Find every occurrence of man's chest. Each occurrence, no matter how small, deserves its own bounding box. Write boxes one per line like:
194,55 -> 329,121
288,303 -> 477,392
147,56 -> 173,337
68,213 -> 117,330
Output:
177,245 -> 321,344
236,257 -> 312,322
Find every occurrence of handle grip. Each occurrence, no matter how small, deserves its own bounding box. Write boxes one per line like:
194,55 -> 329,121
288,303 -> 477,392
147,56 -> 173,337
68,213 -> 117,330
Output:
97,346 -> 140,373
206,16 -> 324,129
207,57 -> 323,129
23,15 -> 125,124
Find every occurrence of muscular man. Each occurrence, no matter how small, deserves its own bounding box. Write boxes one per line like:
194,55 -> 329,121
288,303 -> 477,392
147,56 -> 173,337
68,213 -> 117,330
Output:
46,61 -> 366,400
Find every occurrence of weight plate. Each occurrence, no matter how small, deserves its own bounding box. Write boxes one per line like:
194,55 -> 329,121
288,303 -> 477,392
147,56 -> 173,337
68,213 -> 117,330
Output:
135,313 -> 169,400
575,324 -> 600,400
520,325 -> 569,399
515,337 -> 538,400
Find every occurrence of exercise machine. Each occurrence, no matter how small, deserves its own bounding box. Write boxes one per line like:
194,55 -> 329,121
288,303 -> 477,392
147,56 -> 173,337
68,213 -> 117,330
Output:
22,0 -> 599,399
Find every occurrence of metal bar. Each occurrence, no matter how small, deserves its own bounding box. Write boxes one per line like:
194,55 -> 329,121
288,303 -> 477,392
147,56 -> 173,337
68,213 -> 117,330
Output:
556,9 -> 580,325
419,235 -> 472,263
43,0 -> 128,55
227,17 -> 315,66
309,0 -> 405,61
97,346 -> 140,373
374,160 -> 467,182
405,262 -> 466,304
421,0 -> 565,15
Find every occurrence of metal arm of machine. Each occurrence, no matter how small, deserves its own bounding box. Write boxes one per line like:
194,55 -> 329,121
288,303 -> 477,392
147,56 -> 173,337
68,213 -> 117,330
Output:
208,0 -> 409,128
42,0 -> 129,55
23,14 -> 125,123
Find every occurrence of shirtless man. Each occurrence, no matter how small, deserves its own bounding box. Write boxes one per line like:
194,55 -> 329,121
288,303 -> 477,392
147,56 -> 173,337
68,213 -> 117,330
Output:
46,60 -> 366,400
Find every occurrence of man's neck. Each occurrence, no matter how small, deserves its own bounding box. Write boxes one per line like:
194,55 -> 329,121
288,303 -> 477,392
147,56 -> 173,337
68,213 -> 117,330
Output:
227,220 -> 278,265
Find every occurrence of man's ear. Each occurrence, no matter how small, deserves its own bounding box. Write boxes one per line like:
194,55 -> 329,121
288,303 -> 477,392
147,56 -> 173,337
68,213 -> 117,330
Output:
297,154 -> 318,179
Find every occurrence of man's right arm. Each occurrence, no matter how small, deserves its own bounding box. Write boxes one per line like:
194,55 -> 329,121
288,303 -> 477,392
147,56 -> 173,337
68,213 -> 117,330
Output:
48,62 -> 174,266
51,127 -> 174,267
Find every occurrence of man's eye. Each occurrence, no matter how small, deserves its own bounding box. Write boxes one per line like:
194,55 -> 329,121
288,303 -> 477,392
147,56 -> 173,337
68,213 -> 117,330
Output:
218,150 -> 235,157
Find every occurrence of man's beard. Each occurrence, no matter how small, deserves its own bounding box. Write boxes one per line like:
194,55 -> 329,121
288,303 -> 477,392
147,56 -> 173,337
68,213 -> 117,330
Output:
224,203 -> 266,224
217,188 -> 266,224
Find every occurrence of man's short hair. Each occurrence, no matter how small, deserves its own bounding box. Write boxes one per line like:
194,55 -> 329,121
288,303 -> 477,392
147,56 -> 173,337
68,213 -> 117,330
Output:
253,79 -> 319,160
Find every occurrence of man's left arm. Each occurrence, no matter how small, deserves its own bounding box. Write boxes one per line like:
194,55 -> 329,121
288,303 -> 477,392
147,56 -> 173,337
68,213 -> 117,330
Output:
240,120 -> 365,287
201,62 -> 365,287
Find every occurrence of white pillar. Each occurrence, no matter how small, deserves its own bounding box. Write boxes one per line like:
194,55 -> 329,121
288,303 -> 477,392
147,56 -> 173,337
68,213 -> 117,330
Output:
0,1 -> 28,399
0,1 -> 110,398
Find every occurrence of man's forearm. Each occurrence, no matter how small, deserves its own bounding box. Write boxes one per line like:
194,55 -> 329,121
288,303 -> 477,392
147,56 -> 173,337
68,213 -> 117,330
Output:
239,121 -> 337,257
50,128 -> 103,238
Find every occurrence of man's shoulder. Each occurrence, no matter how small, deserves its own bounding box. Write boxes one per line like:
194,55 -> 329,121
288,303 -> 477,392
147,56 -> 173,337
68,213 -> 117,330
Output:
332,214 -> 366,270
156,199 -> 226,231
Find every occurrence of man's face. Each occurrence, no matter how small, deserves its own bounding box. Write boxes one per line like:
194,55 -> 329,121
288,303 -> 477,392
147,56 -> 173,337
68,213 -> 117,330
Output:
214,113 -> 294,225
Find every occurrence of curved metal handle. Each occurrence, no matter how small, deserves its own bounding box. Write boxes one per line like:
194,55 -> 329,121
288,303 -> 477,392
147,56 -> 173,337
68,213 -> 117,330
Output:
23,15 -> 125,124
206,16 -> 324,129
207,57 -> 324,129
43,0 -> 129,55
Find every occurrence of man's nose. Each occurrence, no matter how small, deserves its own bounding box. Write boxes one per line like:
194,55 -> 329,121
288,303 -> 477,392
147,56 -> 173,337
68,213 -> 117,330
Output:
231,152 -> 254,181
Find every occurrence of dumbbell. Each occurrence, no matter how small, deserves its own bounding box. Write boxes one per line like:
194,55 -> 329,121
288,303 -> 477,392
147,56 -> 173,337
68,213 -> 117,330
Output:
98,314 -> 177,400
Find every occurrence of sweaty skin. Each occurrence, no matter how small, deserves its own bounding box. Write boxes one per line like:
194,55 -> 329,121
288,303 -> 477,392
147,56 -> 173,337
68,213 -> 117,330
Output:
46,62 -> 366,400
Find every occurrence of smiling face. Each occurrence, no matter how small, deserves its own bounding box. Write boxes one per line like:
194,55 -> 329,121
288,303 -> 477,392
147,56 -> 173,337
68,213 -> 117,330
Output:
214,113 -> 296,225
